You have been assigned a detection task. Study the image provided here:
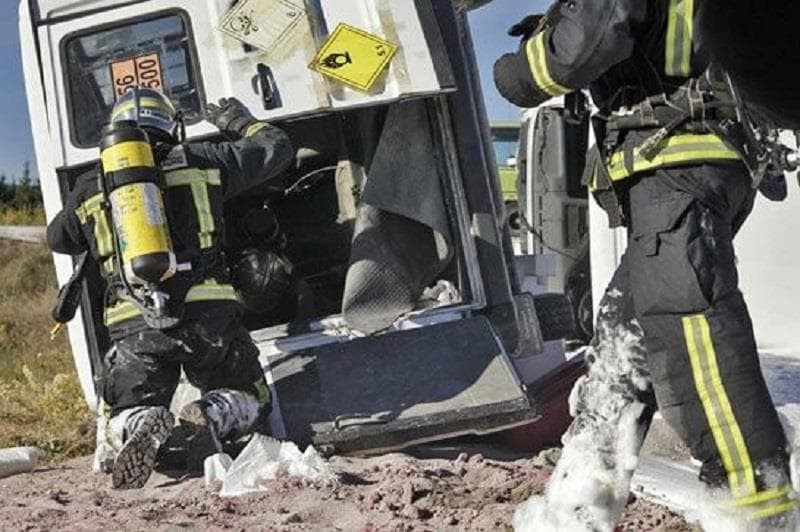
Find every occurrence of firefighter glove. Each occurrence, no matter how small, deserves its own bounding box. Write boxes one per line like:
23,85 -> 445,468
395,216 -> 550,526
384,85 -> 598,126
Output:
507,14 -> 545,40
205,97 -> 256,137
759,171 -> 788,202
494,52 -> 540,108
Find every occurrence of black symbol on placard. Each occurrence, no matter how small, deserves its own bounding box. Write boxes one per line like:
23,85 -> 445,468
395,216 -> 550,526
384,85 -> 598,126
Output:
321,52 -> 353,69
230,11 -> 260,36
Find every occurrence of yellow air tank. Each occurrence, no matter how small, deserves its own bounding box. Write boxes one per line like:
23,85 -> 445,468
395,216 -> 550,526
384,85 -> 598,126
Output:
100,120 -> 176,285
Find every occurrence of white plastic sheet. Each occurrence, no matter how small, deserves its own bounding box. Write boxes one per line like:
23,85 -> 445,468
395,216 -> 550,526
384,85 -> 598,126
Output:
207,435 -> 334,497
204,453 -> 233,489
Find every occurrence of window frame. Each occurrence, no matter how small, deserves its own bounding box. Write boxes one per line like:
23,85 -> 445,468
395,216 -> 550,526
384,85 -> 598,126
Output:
59,8 -> 206,149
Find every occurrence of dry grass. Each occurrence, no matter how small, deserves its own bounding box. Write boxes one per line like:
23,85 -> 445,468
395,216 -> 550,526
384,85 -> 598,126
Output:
0,240 -> 94,458
0,205 -> 47,225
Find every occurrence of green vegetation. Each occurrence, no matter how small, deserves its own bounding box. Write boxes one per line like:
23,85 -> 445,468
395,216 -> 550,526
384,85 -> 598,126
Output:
0,205 -> 46,225
0,161 -> 46,225
0,240 -> 94,459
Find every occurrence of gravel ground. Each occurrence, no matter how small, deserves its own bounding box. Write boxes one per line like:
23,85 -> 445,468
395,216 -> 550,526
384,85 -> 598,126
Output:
0,447 -> 694,531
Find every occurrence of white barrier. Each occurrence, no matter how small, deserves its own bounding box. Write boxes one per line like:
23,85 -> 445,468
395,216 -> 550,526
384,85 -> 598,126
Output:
0,225 -> 46,244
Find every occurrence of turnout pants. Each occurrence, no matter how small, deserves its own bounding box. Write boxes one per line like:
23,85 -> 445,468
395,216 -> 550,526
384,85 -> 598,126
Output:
538,163 -> 796,528
102,302 -> 271,421
628,164 -> 790,498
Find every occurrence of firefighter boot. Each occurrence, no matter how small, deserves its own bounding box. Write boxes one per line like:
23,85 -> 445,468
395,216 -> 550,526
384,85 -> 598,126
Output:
179,389 -> 263,472
700,455 -> 800,530
108,406 -> 174,489
751,457 -> 800,532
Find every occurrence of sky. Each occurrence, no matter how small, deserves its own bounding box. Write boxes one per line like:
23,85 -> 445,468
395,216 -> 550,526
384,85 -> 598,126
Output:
0,1 -> 36,181
467,0 -> 549,122
0,0 -> 546,181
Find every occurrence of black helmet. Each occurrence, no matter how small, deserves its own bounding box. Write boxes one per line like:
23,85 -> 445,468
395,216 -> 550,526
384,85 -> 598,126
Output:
232,248 -> 297,315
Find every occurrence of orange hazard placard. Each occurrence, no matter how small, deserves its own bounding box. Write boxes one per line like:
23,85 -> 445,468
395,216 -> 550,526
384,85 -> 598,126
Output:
110,53 -> 164,100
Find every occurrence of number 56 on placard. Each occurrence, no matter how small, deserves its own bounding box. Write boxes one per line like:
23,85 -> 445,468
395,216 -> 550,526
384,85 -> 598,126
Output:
110,53 -> 164,100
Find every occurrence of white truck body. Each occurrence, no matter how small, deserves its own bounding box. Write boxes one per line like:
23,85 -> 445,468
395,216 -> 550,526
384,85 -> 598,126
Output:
20,0 -> 580,454
21,0 -> 455,408
515,101 -> 800,352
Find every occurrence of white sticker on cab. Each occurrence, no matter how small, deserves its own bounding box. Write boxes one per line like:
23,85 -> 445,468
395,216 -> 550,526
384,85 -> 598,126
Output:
218,0 -> 307,52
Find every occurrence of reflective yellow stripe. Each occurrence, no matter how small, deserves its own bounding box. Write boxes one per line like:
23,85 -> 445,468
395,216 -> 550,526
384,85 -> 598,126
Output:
525,31 -> 570,97
184,281 -> 240,303
684,319 -> 797,523
77,193 -> 104,216
189,182 -> 214,249
683,315 -> 757,498
94,210 -> 114,257
111,97 -> 176,122
104,281 -> 241,326
164,169 -> 221,187
665,0 -> 694,77
104,302 -> 141,325
75,205 -> 88,224
163,168 -> 220,249
253,380 -> 272,408
606,133 -> 740,180
695,313 -> 757,498
735,486 -> 792,507
245,122 -> 269,137
76,192 -> 114,257
749,499 -> 800,521
726,487 -> 799,521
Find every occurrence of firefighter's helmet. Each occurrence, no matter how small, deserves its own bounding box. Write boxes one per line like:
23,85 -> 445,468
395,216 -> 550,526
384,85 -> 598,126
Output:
232,248 -> 297,315
110,87 -> 177,136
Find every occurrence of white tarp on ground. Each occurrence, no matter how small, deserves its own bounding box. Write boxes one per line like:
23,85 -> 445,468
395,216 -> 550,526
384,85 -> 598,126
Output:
204,435 -> 335,498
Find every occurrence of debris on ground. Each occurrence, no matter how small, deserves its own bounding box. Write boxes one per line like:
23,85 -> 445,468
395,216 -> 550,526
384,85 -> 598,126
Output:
215,435 -> 334,497
0,447 -> 694,530
0,447 -> 45,479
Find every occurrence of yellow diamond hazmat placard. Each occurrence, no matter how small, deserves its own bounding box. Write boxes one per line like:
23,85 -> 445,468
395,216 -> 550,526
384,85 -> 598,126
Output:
309,23 -> 399,92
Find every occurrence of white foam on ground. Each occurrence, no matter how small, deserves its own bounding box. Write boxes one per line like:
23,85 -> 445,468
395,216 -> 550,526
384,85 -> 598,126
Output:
514,402 -> 647,532
777,403 -> 800,494
514,305 -> 650,532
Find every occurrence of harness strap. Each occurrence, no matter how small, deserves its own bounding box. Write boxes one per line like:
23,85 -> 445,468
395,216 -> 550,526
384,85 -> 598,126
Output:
665,0 -> 695,77
606,133 -> 740,181
104,280 -> 241,327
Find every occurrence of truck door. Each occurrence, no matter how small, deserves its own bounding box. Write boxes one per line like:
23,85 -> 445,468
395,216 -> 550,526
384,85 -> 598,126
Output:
519,97 -> 593,340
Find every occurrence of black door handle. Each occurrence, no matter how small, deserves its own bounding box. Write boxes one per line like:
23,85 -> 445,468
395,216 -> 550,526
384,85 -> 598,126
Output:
251,63 -> 282,111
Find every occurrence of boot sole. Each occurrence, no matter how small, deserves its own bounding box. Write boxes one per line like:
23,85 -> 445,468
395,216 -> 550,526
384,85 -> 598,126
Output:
111,407 -> 174,489
179,402 -> 222,473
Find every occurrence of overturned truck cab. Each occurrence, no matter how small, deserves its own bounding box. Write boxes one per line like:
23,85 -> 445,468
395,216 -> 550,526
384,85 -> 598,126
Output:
20,0 -> 581,455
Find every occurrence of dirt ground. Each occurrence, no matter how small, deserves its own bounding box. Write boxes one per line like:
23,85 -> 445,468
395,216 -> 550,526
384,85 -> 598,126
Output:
0,446 -> 695,531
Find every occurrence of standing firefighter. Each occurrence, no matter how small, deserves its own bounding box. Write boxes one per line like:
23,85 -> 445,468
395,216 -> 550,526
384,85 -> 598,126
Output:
494,1 -> 797,530
47,89 -> 293,489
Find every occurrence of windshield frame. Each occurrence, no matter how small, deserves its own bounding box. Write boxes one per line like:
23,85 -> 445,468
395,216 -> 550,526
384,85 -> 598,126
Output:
58,7 -> 206,148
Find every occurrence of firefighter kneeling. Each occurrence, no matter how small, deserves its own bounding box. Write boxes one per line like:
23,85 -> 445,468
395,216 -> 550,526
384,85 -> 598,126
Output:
46,88 -> 294,489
